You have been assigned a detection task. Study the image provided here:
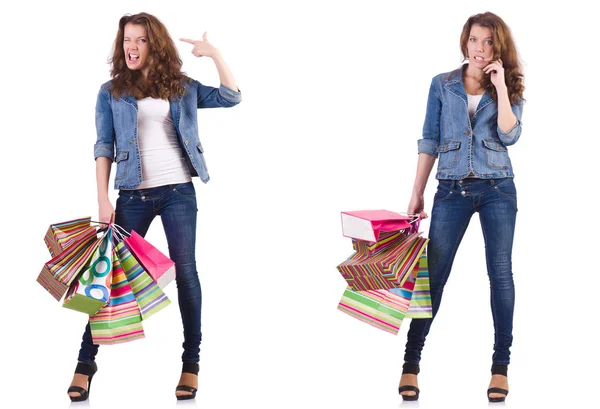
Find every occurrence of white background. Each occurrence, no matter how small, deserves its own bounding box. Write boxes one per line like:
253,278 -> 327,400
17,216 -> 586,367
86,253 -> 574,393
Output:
1,1 -> 597,408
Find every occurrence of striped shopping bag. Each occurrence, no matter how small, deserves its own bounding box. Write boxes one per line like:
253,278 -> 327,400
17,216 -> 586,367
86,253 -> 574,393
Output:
89,252 -> 144,345
114,241 -> 171,320
37,229 -> 103,301
338,252 -> 432,335
406,250 -> 432,318
44,217 -> 96,257
337,231 -> 426,291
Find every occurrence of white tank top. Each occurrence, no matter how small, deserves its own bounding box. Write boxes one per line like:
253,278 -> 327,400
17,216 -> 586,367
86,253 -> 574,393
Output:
136,98 -> 192,189
467,93 -> 484,120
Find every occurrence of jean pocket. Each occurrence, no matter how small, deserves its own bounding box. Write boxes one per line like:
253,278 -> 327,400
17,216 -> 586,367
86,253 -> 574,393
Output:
172,183 -> 196,200
494,179 -> 518,209
433,186 -> 454,203
116,193 -> 134,208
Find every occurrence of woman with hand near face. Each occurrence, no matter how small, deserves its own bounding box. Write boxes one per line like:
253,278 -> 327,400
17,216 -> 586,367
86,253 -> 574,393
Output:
67,12 -> 241,402
399,12 -> 524,403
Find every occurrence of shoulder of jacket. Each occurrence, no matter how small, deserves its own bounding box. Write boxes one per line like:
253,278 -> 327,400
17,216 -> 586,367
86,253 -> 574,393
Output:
99,80 -> 113,91
436,66 -> 463,84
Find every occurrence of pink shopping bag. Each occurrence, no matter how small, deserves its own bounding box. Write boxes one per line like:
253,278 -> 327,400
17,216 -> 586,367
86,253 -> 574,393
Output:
124,230 -> 175,289
341,210 -> 413,242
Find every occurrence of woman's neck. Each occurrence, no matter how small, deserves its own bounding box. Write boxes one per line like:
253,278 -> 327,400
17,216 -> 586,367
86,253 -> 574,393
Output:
464,63 -> 484,81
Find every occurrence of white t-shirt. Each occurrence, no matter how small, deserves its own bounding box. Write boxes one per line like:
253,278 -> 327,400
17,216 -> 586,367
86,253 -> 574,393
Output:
136,97 -> 191,189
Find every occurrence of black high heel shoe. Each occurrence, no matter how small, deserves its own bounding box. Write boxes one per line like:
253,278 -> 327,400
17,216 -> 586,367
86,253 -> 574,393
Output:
487,364 -> 509,403
175,362 -> 199,400
67,361 -> 98,402
398,362 -> 420,401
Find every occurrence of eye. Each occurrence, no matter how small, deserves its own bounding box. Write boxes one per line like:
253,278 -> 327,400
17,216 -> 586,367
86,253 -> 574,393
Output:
469,37 -> 476,42
139,38 -> 147,43
486,40 -> 493,45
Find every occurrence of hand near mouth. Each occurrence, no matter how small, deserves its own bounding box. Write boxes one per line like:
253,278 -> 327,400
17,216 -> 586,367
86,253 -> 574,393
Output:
483,59 -> 506,89
180,32 -> 220,59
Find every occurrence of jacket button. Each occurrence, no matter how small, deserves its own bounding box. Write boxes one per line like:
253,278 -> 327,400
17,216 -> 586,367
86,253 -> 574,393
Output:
465,130 -> 471,136
184,140 -> 189,145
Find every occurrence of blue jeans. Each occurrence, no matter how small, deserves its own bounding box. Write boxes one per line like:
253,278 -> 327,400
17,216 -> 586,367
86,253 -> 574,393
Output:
77,182 -> 202,364
404,178 -> 517,366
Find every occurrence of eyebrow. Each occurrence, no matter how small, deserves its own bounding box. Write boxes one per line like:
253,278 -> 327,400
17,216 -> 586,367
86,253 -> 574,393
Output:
469,35 -> 493,39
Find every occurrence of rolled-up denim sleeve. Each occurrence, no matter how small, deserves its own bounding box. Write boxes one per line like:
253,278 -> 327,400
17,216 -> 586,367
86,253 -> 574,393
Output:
497,99 -> 524,146
196,80 -> 242,108
93,87 -> 115,161
417,78 -> 442,158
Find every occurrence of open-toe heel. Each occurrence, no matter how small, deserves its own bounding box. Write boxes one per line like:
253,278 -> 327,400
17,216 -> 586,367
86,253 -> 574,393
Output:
398,362 -> 420,401
487,364 -> 509,403
175,362 -> 199,400
67,361 -> 98,402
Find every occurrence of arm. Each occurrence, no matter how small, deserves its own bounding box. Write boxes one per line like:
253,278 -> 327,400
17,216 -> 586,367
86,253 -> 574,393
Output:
96,157 -> 114,224
484,60 -> 523,146
93,86 -> 116,224
408,154 -> 437,218
496,86 -> 523,146
410,78 -> 442,218
180,33 -> 242,108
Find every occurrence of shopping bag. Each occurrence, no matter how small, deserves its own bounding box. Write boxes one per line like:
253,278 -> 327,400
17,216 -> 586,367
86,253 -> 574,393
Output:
89,252 -> 144,345
337,232 -> 426,291
124,230 -> 175,289
337,252 -> 431,335
405,251 -> 432,319
337,288 -> 410,335
341,210 -> 412,242
44,217 -> 95,257
63,230 -> 113,315
115,241 -> 171,320
37,230 -> 103,301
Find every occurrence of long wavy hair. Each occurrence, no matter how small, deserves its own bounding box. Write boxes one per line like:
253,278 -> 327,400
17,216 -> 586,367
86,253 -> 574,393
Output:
109,12 -> 189,100
460,12 -> 525,104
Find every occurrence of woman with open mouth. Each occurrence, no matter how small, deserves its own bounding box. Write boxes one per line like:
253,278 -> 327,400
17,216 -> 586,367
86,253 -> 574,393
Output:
399,11 -> 525,403
66,12 -> 241,402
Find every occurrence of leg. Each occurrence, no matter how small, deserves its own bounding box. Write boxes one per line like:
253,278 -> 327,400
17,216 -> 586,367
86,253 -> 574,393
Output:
400,181 -> 474,398
479,179 -> 517,401
157,183 -> 201,399
404,183 -> 474,364
70,191 -> 154,399
479,179 -> 517,366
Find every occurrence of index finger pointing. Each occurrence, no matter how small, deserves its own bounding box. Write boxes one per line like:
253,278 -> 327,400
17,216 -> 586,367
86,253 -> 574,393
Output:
179,38 -> 198,45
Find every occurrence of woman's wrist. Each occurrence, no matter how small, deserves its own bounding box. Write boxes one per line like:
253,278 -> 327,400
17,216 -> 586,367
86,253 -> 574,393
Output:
495,83 -> 508,94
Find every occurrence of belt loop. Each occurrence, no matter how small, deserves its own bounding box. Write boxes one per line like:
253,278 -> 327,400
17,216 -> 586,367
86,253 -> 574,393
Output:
451,180 -> 457,189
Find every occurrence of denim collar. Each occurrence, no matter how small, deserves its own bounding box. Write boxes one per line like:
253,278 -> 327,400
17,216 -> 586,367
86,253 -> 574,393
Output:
443,65 -> 494,116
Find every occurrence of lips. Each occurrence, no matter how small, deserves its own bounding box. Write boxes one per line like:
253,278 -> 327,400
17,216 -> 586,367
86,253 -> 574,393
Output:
473,56 -> 486,61
128,53 -> 139,62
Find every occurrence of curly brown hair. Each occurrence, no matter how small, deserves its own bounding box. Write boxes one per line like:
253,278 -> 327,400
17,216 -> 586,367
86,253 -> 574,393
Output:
108,12 -> 190,100
460,12 -> 525,104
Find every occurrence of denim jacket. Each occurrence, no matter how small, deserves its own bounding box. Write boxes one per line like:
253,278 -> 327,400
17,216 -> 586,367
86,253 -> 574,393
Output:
417,66 -> 523,179
93,79 -> 241,189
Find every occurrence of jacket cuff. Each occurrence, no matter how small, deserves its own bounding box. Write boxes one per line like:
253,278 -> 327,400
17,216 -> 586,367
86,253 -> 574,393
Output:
94,143 -> 114,161
497,120 -> 521,145
219,84 -> 242,104
418,138 -> 439,158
